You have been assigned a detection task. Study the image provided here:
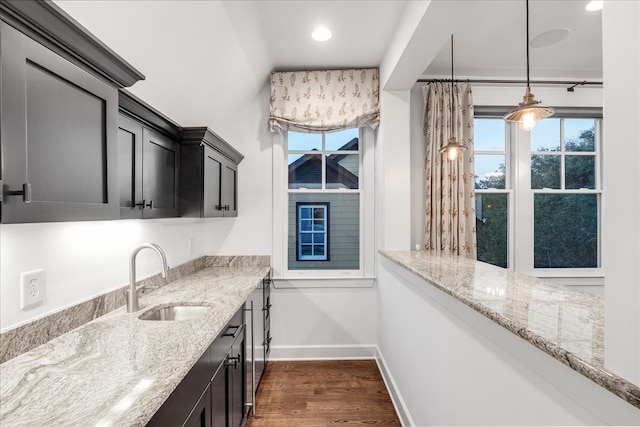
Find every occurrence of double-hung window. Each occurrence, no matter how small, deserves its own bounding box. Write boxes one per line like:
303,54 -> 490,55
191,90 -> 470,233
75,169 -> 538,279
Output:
474,112 -> 602,278
297,203 -> 329,261
287,129 -> 360,270
272,126 -> 375,285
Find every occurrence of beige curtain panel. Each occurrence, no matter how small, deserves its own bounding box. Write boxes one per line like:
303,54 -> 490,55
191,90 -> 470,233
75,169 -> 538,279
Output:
423,82 -> 477,259
268,68 -> 380,133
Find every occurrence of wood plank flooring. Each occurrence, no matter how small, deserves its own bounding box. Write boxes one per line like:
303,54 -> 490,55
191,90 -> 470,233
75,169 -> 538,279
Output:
246,360 -> 401,427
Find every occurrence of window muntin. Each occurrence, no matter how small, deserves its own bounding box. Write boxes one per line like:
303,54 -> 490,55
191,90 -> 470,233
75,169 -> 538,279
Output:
287,129 -> 361,272
474,118 -> 510,268
474,114 -> 602,275
297,203 -> 329,261
530,118 -> 597,191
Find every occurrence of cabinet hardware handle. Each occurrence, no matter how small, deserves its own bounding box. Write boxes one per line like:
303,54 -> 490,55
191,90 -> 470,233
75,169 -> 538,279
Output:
225,355 -> 240,368
6,183 -> 32,204
223,324 -> 242,338
145,200 -> 153,209
215,204 -> 223,211
134,199 -> 146,209
224,204 -> 230,211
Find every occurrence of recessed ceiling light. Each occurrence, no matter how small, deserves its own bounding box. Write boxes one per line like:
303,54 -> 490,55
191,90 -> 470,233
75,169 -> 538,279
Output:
585,1 -> 603,11
312,26 -> 332,42
530,28 -> 571,48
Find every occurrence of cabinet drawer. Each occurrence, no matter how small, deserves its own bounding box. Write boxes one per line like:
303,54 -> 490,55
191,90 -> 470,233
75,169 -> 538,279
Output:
211,307 -> 244,374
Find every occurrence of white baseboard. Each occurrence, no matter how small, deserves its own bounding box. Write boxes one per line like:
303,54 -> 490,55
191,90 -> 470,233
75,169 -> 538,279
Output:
268,344 -> 377,360
375,347 -> 414,427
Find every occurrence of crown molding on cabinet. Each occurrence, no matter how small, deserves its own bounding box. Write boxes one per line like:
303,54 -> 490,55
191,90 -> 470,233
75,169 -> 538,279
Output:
0,0 -> 144,88
181,127 -> 245,164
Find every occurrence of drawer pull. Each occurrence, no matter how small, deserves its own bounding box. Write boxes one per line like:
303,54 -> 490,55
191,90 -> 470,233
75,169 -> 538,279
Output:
223,324 -> 242,338
5,182 -> 32,203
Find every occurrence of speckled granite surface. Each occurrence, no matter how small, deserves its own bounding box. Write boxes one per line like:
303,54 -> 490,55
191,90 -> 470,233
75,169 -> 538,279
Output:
0,255 -> 269,364
0,260 -> 270,426
380,250 -> 640,410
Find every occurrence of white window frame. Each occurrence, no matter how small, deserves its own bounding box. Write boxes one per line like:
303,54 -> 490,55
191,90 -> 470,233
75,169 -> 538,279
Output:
474,112 -> 603,280
297,204 -> 328,261
272,127 -> 376,288
474,119 -> 515,269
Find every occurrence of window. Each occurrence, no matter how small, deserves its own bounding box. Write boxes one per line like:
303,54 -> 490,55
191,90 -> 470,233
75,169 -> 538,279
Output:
474,113 -> 602,277
286,128 -> 362,271
297,203 -> 329,261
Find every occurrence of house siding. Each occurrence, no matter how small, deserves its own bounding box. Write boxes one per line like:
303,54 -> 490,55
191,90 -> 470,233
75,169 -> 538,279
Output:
288,193 -> 359,270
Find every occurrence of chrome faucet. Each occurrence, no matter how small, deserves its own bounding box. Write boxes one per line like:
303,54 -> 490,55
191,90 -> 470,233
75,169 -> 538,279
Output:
127,243 -> 169,313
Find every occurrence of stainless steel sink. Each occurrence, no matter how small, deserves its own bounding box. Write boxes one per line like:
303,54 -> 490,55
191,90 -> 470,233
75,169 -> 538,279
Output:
139,305 -> 211,321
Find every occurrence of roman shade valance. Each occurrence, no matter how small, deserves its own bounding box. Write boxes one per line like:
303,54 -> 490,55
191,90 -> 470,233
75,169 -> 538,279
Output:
268,68 -> 380,133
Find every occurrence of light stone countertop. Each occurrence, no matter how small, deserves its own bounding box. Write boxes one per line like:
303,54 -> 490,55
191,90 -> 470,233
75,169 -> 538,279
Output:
0,264 -> 270,427
379,250 -> 640,410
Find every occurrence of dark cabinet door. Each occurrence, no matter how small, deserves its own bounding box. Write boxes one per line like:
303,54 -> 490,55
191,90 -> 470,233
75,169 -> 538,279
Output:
203,145 -> 224,218
228,329 -> 246,427
1,21 -> 118,223
142,128 -> 180,218
117,115 -> 179,219
184,384 -> 212,427
221,161 -> 238,217
117,115 -> 143,219
211,365 -> 227,427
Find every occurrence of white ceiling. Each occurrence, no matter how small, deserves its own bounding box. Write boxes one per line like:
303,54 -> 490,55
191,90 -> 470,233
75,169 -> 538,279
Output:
422,0 -> 602,80
253,0 -> 602,81
255,0 -> 407,70
52,0 -> 603,130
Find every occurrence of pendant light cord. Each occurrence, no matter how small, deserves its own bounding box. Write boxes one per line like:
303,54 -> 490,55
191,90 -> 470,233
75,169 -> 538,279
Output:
450,34 -> 455,136
526,0 -> 530,88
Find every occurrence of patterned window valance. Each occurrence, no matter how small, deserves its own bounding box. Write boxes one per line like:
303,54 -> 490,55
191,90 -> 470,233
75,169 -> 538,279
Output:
268,68 -> 380,133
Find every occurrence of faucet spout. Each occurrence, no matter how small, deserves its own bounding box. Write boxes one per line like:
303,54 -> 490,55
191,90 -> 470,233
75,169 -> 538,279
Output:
127,243 -> 169,313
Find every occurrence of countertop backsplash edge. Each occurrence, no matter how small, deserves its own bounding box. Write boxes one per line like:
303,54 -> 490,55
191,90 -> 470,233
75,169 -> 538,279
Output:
0,255 -> 270,364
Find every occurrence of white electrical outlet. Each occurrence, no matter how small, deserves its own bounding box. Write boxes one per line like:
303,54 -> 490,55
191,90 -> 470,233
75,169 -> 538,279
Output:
20,269 -> 45,310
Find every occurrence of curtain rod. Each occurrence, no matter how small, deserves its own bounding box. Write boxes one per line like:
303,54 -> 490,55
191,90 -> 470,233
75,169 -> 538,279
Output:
417,78 -> 602,88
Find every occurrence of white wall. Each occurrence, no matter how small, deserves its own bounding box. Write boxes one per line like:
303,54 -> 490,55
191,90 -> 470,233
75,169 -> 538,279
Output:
601,0 -> 640,385
0,219 -> 210,329
269,286 -> 377,359
377,256 -> 640,426
0,1 -> 274,331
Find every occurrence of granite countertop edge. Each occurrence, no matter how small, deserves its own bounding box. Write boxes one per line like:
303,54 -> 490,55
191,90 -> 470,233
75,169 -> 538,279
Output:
379,249 -> 640,410
0,263 -> 271,426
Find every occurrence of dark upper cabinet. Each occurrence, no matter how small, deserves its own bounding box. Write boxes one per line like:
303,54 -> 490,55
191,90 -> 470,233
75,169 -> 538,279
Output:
0,21 -> 119,223
0,1 -> 143,223
118,90 -> 181,219
180,128 -> 243,218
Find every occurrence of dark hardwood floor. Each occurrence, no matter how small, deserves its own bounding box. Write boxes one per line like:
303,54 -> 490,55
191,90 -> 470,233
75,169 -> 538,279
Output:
246,360 -> 402,427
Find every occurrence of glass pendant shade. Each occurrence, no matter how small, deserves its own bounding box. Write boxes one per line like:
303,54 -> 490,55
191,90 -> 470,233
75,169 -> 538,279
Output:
439,134 -> 467,161
504,86 -> 555,130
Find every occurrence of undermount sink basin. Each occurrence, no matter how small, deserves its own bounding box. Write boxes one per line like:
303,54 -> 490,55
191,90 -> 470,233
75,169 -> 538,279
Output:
139,305 -> 211,321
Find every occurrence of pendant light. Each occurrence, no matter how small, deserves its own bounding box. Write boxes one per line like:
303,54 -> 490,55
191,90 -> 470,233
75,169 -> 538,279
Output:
439,34 -> 467,161
504,0 -> 554,131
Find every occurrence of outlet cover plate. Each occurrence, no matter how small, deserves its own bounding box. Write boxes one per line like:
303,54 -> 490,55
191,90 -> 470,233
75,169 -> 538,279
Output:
20,269 -> 45,310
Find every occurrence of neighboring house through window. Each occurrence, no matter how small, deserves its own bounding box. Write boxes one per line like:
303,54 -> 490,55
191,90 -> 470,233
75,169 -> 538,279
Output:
287,128 -> 360,270
297,203 -> 329,261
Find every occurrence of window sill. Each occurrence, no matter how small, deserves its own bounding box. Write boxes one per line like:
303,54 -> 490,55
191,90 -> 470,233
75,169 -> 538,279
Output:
272,276 -> 376,289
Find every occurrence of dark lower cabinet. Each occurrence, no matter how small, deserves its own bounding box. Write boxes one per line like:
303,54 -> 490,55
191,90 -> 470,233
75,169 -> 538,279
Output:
184,385 -> 212,427
211,365 -> 227,427
227,327 -> 246,427
148,306 -> 246,427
